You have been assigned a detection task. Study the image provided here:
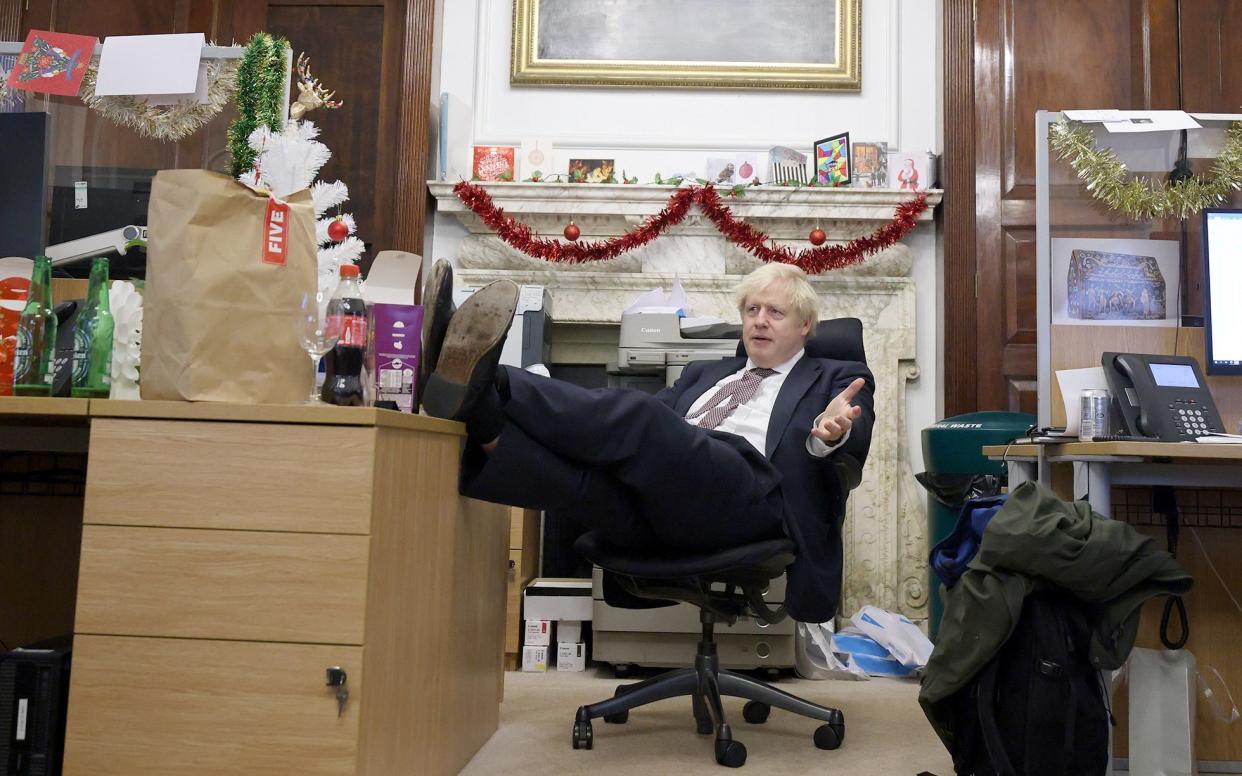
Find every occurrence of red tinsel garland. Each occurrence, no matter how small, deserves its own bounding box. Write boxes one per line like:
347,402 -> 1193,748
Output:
453,180 -> 929,273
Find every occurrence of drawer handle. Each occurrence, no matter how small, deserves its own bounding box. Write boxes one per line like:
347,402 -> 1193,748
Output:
326,666 -> 349,718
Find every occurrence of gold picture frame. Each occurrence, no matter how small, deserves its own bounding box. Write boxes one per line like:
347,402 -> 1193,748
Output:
511,0 -> 861,91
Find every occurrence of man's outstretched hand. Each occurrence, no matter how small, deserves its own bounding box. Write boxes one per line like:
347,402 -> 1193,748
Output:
811,377 -> 866,445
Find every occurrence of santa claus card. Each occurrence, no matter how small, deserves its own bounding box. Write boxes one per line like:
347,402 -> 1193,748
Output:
6,30 -> 97,97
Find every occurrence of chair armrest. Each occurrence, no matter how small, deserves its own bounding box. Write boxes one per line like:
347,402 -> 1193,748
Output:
833,452 -> 864,493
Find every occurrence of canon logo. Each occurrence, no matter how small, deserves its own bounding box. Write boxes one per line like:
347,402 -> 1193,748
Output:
640,327 -> 661,334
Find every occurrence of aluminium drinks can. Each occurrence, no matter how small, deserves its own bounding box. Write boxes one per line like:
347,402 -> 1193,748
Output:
1079,389 -> 1111,440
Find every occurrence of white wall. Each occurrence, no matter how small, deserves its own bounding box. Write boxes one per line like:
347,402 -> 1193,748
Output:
430,0 -> 944,470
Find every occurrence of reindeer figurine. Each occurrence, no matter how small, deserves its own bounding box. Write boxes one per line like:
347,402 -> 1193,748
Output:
289,52 -> 343,121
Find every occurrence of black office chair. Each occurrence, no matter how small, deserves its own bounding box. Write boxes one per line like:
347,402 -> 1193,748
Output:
570,318 -> 868,769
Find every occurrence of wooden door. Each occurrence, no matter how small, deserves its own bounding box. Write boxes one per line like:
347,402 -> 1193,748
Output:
946,0 -> 1181,416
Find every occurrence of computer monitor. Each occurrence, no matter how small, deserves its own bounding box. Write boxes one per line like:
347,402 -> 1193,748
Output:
0,113 -> 49,259
1203,208 -> 1242,375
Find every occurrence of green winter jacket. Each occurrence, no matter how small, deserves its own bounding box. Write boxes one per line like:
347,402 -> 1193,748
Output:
919,481 -> 1192,739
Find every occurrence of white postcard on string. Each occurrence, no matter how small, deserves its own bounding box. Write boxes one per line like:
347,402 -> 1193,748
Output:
94,33 -> 204,97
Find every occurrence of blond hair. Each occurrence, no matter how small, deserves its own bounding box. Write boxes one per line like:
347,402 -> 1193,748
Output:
734,263 -> 820,327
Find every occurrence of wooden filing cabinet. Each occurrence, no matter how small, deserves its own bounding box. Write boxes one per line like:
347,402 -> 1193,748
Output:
61,404 -> 509,776
504,507 -> 541,670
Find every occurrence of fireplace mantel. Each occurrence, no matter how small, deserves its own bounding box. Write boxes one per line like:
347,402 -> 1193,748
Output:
428,180 -> 938,623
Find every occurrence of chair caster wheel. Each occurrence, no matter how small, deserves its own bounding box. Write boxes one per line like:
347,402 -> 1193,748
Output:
572,719 -> 593,750
715,739 -> 747,768
742,700 -> 770,724
814,722 -> 845,750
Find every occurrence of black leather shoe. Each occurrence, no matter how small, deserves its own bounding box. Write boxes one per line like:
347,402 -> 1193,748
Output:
417,260 -> 456,408
422,280 -> 519,421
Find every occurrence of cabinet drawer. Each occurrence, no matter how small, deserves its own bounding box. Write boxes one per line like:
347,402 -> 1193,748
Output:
63,635 -> 361,776
85,419 -> 374,534
75,525 -> 368,644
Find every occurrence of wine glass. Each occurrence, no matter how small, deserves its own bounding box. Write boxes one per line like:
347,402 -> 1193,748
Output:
298,291 -> 342,403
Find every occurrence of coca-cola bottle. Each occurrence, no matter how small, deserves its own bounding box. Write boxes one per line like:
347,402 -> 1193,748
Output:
321,263 -> 367,406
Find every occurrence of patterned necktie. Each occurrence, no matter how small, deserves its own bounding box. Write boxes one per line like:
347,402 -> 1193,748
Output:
687,367 -> 778,430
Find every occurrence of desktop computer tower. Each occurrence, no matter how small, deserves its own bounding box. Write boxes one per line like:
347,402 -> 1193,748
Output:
0,639 -> 72,776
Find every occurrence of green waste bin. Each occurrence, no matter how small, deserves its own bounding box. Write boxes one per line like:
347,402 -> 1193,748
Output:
920,411 -> 1034,641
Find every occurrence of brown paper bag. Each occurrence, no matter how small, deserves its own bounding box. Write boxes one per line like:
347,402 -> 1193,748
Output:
141,169 -> 317,404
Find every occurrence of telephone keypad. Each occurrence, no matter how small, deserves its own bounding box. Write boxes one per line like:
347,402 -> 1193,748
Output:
1170,398 -> 1219,437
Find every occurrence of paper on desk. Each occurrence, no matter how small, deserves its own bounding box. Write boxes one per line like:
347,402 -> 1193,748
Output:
94,33 -> 204,97
1056,366 -> 1109,436
1102,110 -> 1201,133
1195,433 -> 1242,444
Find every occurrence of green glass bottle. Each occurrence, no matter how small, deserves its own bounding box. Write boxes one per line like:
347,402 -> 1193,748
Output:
13,255 -> 56,397
71,257 -> 114,398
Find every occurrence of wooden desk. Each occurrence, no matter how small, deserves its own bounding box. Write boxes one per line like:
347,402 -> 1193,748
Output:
1,397 -> 509,775
983,440 -> 1242,766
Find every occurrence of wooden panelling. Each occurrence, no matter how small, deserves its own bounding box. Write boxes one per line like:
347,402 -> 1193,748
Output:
953,0 -> 1180,415
355,427 -> 507,776
942,0 -> 978,414
84,418 -> 374,533
267,4 -> 386,265
0,0 -> 20,38
75,525 -> 369,644
0,496 -> 82,648
62,635 -> 363,776
388,0 -> 436,256
1049,325 -> 1242,433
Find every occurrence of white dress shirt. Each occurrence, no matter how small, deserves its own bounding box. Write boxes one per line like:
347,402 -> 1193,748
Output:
683,349 -> 850,457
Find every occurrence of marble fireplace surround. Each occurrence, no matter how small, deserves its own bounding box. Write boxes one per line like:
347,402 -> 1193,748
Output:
429,181 -> 942,622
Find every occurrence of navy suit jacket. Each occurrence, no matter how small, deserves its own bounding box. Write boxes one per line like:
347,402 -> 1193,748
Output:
653,354 -> 875,623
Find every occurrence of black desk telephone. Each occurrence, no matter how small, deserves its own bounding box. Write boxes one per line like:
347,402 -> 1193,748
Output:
1101,352 -> 1225,441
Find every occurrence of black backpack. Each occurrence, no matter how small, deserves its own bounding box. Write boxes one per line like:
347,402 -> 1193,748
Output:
944,592 -> 1111,776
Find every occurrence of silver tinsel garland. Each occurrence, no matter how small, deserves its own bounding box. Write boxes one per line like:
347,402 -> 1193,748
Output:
78,58 -> 239,143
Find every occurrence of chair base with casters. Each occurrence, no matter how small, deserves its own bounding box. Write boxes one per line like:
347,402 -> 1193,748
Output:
571,534 -> 846,769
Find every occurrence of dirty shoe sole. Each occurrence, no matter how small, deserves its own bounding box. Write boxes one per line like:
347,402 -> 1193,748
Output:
418,260 -> 456,400
422,280 -> 519,420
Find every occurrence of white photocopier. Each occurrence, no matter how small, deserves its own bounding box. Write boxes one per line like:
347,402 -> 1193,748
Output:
602,311 -> 796,674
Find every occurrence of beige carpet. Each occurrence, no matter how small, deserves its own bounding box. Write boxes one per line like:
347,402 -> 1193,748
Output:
462,667 -> 953,775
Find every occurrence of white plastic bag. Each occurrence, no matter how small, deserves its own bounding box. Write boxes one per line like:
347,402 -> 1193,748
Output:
849,605 -> 934,669
795,621 -> 869,681
1129,648 -> 1197,776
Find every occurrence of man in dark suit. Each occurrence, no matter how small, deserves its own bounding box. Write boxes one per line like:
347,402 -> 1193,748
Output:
421,262 -> 874,623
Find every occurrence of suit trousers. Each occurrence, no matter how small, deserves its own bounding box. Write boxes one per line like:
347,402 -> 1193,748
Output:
460,367 -> 787,553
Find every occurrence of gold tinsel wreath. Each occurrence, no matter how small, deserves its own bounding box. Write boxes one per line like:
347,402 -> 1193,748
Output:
78,58 -> 239,143
1049,118 -> 1242,221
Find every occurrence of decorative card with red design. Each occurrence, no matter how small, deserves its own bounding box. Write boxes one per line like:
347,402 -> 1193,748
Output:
5,30 -> 97,97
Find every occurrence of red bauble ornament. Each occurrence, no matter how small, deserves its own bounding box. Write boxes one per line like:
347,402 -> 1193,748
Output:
809,227 -> 827,246
563,222 -> 581,241
327,218 -> 349,242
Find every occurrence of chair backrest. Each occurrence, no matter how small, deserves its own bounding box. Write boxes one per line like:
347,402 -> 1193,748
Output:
735,317 -> 867,364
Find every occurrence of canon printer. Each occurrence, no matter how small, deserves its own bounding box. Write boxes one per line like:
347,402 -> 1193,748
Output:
617,313 -> 741,384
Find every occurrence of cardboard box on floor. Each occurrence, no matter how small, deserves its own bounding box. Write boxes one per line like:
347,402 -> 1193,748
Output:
524,578 -> 593,622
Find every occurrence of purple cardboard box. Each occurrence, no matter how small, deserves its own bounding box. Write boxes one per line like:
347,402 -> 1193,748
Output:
368,303 -> 423,412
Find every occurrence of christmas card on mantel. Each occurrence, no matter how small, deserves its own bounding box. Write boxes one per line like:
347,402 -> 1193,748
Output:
5,30 -> 97,97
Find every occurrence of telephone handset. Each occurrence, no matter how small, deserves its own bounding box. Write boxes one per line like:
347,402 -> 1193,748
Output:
1101,352 -> 1224,441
